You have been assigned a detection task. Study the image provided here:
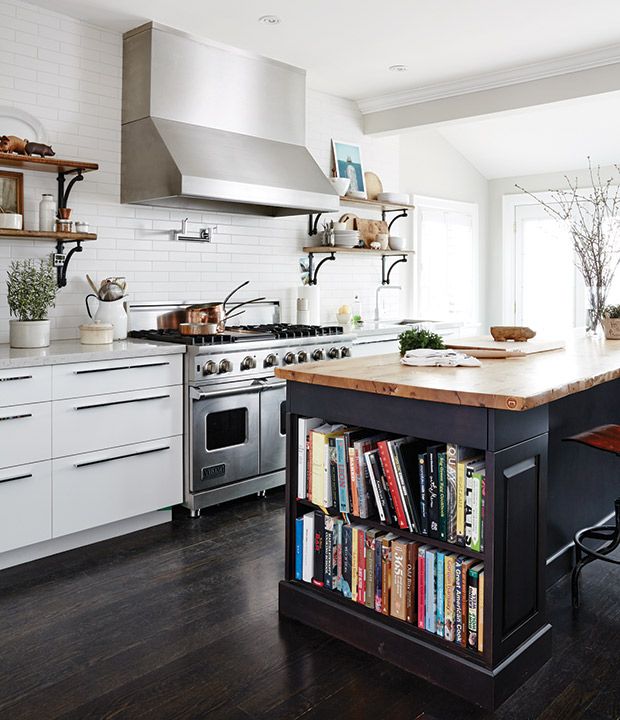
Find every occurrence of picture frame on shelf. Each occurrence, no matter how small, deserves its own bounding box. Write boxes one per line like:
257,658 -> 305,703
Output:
0,169 -> 24,214
331,139 -> 366,197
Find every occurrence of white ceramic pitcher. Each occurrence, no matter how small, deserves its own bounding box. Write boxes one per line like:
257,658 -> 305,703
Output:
85,295 -> 128,340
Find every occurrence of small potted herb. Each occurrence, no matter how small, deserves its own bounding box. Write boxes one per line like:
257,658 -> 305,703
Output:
7,258 -> 57,348
398,327 -> 445,356
602,304 -> 620,340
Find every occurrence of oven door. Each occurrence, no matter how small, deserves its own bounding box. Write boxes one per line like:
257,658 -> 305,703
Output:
259,379 -> 286,475
190,382 -> 261,492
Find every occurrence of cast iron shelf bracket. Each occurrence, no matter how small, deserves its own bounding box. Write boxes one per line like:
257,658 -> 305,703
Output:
383,208 -> 409,230
308,207 -> 410,237
307,251 -> 335,285
57,168 -> 85,210
54,239 -> 83,288
382,253 -> 408,285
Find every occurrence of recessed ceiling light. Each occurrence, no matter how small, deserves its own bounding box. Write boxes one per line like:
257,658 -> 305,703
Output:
389,64 -> 408,72
258,15 -> 281,25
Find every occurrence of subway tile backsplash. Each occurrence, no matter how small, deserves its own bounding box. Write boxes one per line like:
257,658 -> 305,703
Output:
0,0 -> 404,342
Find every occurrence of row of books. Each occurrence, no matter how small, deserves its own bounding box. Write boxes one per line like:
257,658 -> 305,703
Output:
296,510 -> 484,652
297,418 -> 486,550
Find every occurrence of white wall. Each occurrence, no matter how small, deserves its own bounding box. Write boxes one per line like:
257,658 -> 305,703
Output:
486,163 -> 619,325
0,0 -> 401,343
399,128 -> 489,326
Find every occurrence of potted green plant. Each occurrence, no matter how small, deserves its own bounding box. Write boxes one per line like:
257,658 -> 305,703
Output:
398,327 -> 445,356
602,304 -> 620,340
7,258 -> 57,348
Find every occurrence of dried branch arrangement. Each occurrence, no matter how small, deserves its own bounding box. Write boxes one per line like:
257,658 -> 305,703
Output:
516,158 -> 620,331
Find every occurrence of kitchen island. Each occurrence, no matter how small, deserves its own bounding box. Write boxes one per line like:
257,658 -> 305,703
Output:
275,337 -> 620,709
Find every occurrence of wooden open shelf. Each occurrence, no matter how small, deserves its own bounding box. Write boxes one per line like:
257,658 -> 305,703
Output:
303,246 -> 413,256
338,195 -> 415,212
0,229 -> 96,242
0,152 -> 98,173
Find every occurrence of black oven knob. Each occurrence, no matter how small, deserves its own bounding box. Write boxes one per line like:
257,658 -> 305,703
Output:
241,356 -> 256,371
283,352 -> 296,365
219,359 -> 232,374
312,348 -> 326,361
341,346 -> 351,358
203,360 -> 217,376
327,347 -> 340,359
264,353 -> 278,368
297,351 -> 308,363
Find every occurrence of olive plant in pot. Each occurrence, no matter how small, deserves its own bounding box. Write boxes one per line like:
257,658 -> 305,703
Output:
602,304 -> 620,339
7,258 -> 57,348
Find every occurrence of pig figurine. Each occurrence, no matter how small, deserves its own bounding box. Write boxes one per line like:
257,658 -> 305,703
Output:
0,135 -> 28,154
25,141 -> 55,158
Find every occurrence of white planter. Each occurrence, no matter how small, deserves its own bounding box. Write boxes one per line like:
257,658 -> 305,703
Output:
9,320 -> 51,348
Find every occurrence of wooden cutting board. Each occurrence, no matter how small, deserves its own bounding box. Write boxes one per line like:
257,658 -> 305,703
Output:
447,337 -> 565,355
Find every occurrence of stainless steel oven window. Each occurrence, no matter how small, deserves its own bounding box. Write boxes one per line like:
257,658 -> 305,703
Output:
206,407 -> 247,450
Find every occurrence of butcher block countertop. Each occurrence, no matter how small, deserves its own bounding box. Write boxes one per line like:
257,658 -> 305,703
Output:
275,336 -> 620,412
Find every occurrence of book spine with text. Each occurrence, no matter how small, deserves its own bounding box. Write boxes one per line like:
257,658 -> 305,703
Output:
436,550 -> 445,637
342,524 -> 352,598
405,542 -> 417,624
323,516 -> 334,590
302,512 -> 315,583
418,452 -> 429,535
377,441 -> 408,529
444,553 -> 457,641
333,519 -> 343,591
446,443 -> 458,543
295,517 -> 303,580
381,536 -> 392,615
417,544 -> 427,629
351,526 -> 358,601
335,437 -> 349,513
389,441 -> 414,531
357,526 -> 366,603
375,534 -> 383,612
427,447 -> 440,539
425,548 -> 436,633
454,556 -> 464,644
467,563 -> 484,650
348,448 -> 360,515
312,511 -> 325,587
438,451 -> 448,541
478,570 -> 485,653
390,539 -> 407,620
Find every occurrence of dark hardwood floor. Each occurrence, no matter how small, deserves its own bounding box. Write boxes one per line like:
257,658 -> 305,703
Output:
0,491 -> 618,720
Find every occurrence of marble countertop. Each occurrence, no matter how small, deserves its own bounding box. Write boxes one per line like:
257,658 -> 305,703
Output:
0,338 -> 185,369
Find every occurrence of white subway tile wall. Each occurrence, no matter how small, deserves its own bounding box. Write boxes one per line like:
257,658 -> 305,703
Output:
0,0 -> 405,342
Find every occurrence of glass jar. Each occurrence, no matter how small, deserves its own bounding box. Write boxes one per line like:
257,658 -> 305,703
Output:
39,194 -> 56,232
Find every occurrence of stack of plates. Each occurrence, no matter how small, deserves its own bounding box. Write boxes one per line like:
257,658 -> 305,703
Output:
334,230 -> 360,247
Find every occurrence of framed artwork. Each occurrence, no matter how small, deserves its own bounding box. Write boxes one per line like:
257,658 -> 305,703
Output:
331,139 -> 365,195
0,170 -> 23,214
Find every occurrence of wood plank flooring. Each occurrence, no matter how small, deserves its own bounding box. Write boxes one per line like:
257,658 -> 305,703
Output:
0,491 -> 618,720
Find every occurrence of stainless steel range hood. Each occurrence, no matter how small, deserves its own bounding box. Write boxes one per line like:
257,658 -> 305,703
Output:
121,23 -> 339,217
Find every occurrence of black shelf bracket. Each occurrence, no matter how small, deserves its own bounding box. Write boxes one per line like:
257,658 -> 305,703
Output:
381,253 -> 407,285
307,212 -> 325,237
307,251 -> 335,285
385,209 -> 409,231
57,168 -> 84,210
54,239 -> 83,288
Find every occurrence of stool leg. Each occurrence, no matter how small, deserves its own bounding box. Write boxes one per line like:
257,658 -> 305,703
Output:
572,541 -> 583,609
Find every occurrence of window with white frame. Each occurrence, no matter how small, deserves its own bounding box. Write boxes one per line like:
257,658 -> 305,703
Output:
503,193 -> 620,333
413,196 -> 479,323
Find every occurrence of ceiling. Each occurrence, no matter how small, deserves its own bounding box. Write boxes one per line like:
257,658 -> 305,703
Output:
27,0 -> 620,101
433,92 -> 620,179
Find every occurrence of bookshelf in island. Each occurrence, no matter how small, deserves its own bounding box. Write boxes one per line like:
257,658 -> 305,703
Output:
276,339 -> 620,709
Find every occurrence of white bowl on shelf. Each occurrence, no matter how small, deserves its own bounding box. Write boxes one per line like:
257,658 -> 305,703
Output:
328,177 -> 350,196
346,190 -> 367,199
389,235 -> 407,251
377,192 -> 410,205
0,213 -> 23,230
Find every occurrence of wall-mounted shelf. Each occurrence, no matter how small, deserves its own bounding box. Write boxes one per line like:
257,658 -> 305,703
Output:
303,246 -> 413,285
308,196 -> 415,237
0,153 -> 99,287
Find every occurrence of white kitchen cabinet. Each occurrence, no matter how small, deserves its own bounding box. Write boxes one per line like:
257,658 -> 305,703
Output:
52,436 -> 183,537
0,461 -> 52,553
0,366 -> 51,407
52,385 -> 183,457
52,355 -> 182,400
352,338 -> 400,357
0,401 -> 52,468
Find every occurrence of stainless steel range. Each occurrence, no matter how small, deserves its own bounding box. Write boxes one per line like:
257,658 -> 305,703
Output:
128,301 -> 354,516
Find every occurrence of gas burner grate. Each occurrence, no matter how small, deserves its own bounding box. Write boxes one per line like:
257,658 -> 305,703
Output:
229,323 -> 344,339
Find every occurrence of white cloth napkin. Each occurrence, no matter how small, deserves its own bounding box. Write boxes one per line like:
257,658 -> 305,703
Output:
400,348 -> 481,367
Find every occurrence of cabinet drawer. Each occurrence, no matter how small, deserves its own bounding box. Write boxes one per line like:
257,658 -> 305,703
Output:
0,461 -> 52,553
0,402 -> 52,468
52,385 -> 183,457
52,436 -> 183,537
0,366 -> 51,407
52,354 -> 182,400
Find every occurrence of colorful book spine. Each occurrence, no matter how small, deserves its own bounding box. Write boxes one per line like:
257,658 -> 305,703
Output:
381,534 -> 394,615
438,451 -> 448,541
328,437 -> 339,510
311,430 -> 326,507
446,443 -> 458,544
365,451 -> 385,522
436,550 -> 445,637
444,553 -> 457,641
480,469 -> 486,552
323,516 -> 334,590
456,460 -> 467,545
348,447 -> 360,515
377,441 -> 408,529
335,437 -> 349,512
390,538 -> 407,620
405,542 -> 417,624
357,526 -> 366,603
302,512 -> 315,583
365,529 -> 383,608
467,562 -> 484,650
454,555 -> 464,644
333,519 -> 343,591
417,544 -> 428,629
341,523 -> 352,598
389,440 -> 414,531
312,511 -> 325,587
295,517 -> 303,580
458,558 -> 476,647
478,570 -> 485,653
351,525 -> 359,601
375,532 -> 383,612
465,465 -> 484,551
425,548 -> 436,633
417,452 -> 429,535
427,446 -> 441,539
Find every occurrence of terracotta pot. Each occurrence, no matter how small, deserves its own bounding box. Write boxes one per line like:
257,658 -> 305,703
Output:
602,316 -> 620,339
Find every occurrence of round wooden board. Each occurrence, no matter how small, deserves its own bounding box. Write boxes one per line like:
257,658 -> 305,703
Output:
364,171 -> 383,200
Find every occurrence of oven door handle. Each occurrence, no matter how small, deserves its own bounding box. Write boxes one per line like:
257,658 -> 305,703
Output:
190,385 -> 263,401
258,380 -> 287,391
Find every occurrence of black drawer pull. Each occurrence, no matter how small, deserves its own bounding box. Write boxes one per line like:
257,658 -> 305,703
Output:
74,445 -> 170,469
0,413 -> 32,422
75,394 -> 170,411
0,473 -> 33,484
0,375 -> 32,382
74,361 -> 170,375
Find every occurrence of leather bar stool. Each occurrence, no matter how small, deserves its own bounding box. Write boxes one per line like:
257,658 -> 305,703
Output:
564,424 -> 620,608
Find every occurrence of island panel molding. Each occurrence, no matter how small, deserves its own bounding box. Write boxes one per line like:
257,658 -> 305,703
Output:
275,337 -> 620,412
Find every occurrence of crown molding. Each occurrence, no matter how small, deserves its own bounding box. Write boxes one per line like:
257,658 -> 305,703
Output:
357,43 -> 620,115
